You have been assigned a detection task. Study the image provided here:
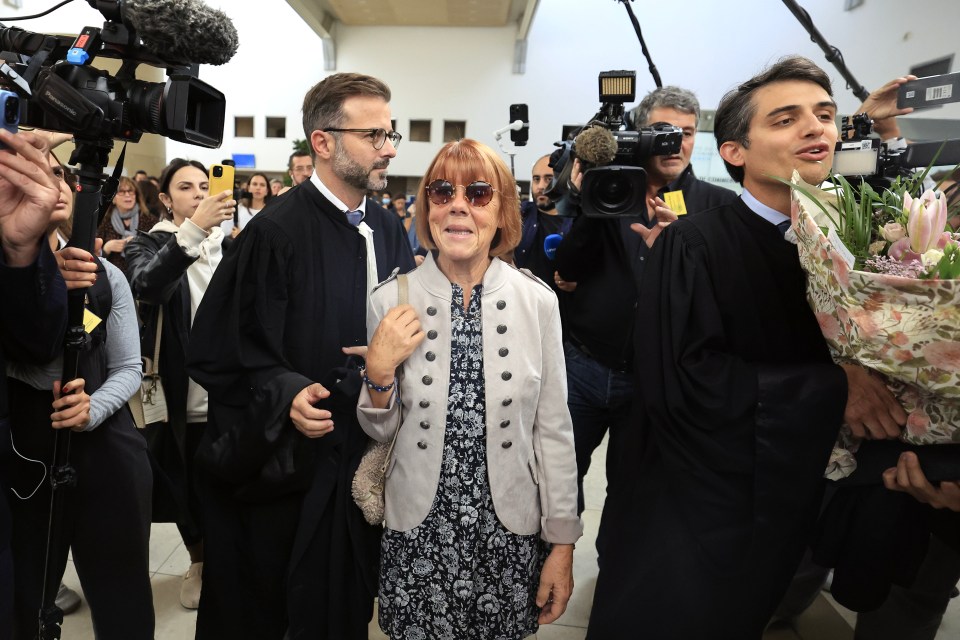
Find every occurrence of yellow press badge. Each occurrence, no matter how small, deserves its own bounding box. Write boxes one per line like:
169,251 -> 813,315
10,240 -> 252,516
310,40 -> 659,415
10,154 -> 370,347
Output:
663,190 -> 687,215
83,309 -> 103,334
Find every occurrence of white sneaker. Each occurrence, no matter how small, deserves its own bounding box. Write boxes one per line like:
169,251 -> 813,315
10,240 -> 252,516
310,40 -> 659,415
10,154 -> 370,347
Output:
179,562 -> 203,609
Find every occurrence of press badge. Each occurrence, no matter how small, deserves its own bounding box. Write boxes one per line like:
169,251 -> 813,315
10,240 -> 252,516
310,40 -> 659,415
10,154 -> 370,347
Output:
83,308 -> 102,333
663,191 -> 687,216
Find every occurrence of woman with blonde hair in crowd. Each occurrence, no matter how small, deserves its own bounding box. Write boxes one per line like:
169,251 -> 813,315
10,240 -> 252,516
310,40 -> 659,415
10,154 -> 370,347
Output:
98,175 -> 158,274
359,138 -> 582,640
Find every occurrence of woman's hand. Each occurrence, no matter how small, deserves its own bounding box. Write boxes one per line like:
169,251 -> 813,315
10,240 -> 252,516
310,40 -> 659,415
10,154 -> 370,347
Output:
55,245 -> 100,290
51,378 -> 90,431
103,236 -> 132,256
365,304 -> 425,381
0,129 -> 62,266
537,543 -> 574,624
190,190 -> 236,232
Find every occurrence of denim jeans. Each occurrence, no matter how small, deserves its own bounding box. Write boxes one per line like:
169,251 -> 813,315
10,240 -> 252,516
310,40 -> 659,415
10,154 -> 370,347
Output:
563,340 -> 635,514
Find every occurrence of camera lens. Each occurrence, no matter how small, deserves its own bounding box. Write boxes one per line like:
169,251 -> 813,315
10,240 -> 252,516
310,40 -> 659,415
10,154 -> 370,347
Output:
595,175 -> 631,207
4,96 -> 19,124
213,166 -> 222,177
581,166 -> 648,217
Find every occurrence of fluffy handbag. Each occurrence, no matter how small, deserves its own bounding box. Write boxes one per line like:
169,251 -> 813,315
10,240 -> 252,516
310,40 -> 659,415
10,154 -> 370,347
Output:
351,273 -> 407,525
129,306 -> 169,429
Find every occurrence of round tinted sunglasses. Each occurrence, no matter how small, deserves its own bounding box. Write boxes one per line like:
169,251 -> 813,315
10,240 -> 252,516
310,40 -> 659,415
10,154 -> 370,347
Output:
426,179 -> 498,207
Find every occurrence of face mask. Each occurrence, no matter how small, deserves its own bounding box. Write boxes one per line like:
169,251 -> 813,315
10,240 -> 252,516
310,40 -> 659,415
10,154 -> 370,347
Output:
382,196 -> 391,206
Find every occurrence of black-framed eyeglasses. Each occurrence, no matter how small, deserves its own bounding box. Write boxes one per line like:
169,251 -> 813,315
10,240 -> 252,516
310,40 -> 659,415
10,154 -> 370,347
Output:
323,128 -> 402,150
426,179 -> 498,207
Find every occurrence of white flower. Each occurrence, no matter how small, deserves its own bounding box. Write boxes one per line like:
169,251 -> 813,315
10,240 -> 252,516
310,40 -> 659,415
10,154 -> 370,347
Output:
922,248 -> 944,269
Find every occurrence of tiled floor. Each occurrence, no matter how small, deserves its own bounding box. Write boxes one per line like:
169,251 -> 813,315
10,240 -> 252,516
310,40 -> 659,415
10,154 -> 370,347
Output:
59,436 -> 959,639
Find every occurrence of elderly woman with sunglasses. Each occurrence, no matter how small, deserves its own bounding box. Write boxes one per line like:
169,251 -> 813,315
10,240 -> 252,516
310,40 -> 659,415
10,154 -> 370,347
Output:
359,139 -> 582,640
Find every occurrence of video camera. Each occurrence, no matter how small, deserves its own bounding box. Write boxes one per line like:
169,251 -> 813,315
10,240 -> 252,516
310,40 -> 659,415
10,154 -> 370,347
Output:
833,72 -> 960,190
0,0 -> 232,148
546,70 -> 683,217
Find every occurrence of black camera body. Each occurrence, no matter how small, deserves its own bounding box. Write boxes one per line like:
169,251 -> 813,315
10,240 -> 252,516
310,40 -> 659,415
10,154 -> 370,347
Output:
547,71 -> 683,218
833,112 -> 960,191
607,124 -> 683,168
0,20 -> 224,148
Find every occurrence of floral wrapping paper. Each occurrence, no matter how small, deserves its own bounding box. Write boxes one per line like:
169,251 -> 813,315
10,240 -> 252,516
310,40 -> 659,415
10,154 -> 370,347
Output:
790,177 -> 960,480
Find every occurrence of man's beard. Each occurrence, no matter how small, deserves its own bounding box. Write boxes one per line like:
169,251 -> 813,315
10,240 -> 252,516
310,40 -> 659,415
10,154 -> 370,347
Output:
333,144 -> 389,191
536,197 -> 556,212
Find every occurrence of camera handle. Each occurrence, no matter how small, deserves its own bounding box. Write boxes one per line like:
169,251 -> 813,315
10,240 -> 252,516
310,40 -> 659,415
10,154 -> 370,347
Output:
493,119 -> 525,178
37,138 -> 114,640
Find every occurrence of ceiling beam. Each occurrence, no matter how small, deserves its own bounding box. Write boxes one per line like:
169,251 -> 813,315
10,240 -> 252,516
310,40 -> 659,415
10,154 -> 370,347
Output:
286,0 -> 338,71
513,0 -> 540,74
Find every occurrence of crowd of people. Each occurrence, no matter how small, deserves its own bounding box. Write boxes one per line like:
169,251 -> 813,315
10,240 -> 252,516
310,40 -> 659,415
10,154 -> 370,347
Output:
0,58 -> 957,640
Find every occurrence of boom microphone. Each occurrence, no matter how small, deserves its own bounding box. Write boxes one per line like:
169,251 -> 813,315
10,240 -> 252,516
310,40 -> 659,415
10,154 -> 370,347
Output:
121,0 -> 239,65
575,125 -> 617,167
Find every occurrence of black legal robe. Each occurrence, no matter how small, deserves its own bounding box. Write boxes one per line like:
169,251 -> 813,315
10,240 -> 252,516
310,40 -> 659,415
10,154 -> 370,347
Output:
587,198 -> 847,640
186,181 -> 414,640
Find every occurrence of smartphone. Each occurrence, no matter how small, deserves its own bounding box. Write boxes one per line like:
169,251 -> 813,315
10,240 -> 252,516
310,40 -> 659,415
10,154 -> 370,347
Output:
509,103 -> 528,146
209,163 -> 234,196
0,89 -> 20,149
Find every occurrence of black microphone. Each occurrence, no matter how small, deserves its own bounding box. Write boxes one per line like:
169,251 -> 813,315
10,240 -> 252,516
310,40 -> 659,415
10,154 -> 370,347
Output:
543,233 -> 563,260
121,0 -> 239,65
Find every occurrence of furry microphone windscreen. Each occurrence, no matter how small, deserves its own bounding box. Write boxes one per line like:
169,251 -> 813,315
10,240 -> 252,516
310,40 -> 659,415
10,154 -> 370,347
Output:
122,0 -> 239,66
574,126 -> 618,166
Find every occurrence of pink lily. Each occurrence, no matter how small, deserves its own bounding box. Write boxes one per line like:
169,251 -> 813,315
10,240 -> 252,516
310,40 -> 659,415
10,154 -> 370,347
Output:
905,190 -> 948,254
889,237 -> 921,263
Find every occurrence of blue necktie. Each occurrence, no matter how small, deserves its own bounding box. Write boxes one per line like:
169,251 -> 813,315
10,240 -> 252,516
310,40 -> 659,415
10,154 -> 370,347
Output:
776,220 -> 791,237
346,210 -> 363,227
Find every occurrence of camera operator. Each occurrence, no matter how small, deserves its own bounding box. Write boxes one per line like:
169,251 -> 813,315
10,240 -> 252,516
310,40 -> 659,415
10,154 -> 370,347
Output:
628,86 -> 737,241
513,154 -> 572,295
0,129 -> 71,640
554,86 -> 735,514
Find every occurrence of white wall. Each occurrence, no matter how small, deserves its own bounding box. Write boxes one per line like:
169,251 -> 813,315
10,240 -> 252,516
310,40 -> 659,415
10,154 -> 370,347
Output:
14,0 -> 960,177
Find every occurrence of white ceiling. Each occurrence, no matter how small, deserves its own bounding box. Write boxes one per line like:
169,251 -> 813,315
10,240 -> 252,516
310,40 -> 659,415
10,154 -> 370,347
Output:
301,0 -> 529,27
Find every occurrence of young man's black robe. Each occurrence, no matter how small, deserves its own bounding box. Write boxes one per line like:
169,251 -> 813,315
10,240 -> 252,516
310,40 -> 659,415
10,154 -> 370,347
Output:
588,198 -> 847,639
186,181 -> 414,640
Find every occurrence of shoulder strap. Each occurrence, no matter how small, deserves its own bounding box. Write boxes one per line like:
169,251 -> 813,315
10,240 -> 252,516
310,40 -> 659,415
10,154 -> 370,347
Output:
148,307 -> 163,376
382,272 -> 409,463
397,273 -> 408,305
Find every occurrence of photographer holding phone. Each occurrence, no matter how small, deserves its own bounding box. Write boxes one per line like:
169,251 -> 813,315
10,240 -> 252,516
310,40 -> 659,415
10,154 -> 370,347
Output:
125,158 -> 235,610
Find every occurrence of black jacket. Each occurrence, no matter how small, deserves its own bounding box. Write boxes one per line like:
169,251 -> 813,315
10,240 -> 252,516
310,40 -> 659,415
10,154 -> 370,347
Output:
125,226 -> 233,523
126,228 -> 234,437
555,165 -> 735,371
185,181 -> 415,639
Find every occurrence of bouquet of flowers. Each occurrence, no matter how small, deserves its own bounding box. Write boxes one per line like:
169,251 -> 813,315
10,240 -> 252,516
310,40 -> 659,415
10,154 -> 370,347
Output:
789,170 -> 960,479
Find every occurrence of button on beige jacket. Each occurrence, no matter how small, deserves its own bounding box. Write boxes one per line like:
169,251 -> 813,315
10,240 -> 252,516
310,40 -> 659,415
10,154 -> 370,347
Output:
357,253 -> 582,544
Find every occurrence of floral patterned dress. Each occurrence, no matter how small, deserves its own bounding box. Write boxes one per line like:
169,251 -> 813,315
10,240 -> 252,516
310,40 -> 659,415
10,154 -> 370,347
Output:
378,283 -> 547,640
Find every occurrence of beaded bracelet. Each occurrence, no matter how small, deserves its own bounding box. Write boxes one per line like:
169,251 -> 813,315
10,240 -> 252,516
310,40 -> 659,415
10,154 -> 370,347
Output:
361,369 -> 396,393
